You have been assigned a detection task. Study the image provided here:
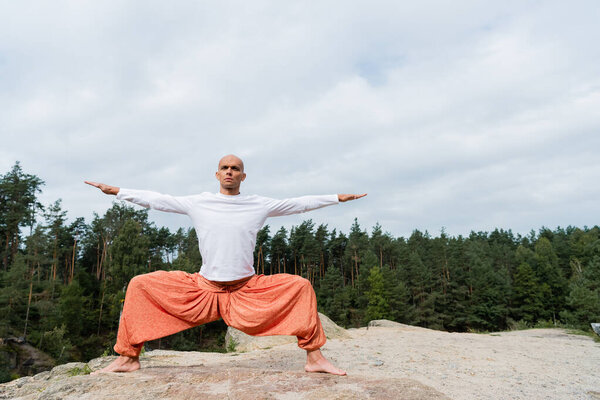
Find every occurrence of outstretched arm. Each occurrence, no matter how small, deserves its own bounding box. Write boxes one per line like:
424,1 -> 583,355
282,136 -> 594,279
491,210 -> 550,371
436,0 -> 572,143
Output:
85,181 -> 119,195
265,193 -> 367,217
84,181 -> 193,215
337,193 -> 367,202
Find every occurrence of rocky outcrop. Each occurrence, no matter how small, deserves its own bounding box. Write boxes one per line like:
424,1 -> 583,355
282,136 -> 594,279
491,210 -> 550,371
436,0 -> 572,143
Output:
367,319 -> 432,331
225,312 -> 351,352
0,337 -> 55,378
0,353 -> 448,400
0,316 -> 451,399
3,323 -> 598,399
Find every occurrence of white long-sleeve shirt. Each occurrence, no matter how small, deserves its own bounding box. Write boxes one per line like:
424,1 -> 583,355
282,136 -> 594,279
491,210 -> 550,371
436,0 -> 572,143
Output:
116,188 -> 339,281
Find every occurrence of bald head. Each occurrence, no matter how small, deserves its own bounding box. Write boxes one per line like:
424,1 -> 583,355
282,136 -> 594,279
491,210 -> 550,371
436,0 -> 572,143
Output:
218,154 -> 244,172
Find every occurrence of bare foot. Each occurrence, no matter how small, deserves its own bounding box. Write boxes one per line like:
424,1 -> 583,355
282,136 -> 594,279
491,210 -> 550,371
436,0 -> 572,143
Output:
91,355 -> 140,375
305,349 -> 347,376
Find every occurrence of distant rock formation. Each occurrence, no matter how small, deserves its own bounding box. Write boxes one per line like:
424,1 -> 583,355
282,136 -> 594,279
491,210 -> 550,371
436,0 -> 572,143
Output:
0,337 -> 55,378
591,323 -> 600,336
368,319 -> 432,331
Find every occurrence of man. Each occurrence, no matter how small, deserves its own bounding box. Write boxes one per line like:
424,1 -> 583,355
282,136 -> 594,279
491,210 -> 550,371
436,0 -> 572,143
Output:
85,154 -> 366,376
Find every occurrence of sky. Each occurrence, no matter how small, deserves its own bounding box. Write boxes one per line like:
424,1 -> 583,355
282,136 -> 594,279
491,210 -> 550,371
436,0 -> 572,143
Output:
1,1 -> 599,239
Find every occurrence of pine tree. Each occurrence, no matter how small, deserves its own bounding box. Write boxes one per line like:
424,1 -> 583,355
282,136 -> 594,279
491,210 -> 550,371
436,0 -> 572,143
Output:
365,266 -> 390,322
511,262 -> 547,323
270,227 -> 288,274
0,162 -> 44,269
254,226 -> 270,275
559,256 -> 600,329
318,265 -> 349,324
533,237 -> 567,321
109,219 -> 150,291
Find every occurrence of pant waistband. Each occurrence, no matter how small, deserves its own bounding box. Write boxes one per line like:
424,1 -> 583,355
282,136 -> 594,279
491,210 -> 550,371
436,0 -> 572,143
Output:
197,274 -> 255,293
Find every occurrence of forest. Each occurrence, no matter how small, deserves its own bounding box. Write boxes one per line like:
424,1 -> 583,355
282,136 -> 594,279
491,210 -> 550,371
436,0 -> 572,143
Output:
1,161 -> 599,382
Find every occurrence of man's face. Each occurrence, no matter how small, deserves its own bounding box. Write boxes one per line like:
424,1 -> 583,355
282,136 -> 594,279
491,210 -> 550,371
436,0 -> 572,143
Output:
215,156 -> 246,192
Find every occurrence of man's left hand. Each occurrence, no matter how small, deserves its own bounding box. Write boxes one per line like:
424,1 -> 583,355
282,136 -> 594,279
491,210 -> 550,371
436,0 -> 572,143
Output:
338,194 -> 367,202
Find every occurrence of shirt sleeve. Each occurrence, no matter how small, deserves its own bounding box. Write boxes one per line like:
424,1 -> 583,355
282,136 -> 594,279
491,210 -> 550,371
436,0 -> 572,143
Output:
116,188 -> 195,215
263,194 -> 339,217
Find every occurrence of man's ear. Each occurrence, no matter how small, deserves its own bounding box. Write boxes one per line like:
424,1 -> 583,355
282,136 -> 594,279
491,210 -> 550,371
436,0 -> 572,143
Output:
215,171 -> 219,180
241,173 -> 247,181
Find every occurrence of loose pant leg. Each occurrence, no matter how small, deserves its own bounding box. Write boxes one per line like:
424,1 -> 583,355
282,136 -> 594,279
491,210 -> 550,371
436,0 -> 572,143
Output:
114,270 -> 221,357
221,274 -> 326,351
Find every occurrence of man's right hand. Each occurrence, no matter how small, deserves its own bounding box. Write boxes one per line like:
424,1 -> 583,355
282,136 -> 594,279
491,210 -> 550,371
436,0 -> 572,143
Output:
85,181 -> 120,195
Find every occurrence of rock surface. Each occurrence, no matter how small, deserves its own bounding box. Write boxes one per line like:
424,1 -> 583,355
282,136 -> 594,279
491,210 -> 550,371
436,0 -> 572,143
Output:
367,320 -> 431,331
225,312 -> 351,352
2,320 -> 599,400
0,362 -> 448,400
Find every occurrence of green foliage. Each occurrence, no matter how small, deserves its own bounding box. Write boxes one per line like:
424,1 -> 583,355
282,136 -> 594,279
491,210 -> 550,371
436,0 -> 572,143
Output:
110,219 -> 150,291
0,162 -> 45,269
0,345 -> 13,383
365,266 -> 391,322
560,283 -> 600,330
381,267 -> 412,323
226,337 -> 238,353
534,238 -> 567,318
67,364 -> 92,376
511,262 -> 546,323
463,239 -> 511,331
318,265 -> 350,325
58,282 -> 87,337
507,318 -> 531,331
0,255 -> 30,336
170,228 -> 203,273
39,325 -> 73,363
558,254 -> 600,329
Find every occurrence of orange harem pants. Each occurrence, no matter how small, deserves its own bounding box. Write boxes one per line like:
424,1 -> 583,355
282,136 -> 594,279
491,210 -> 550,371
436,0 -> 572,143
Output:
114,271 -> 326,357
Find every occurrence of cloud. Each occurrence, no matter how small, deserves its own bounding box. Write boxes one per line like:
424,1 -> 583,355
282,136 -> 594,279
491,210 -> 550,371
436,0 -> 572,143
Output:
1,0 -> 599,238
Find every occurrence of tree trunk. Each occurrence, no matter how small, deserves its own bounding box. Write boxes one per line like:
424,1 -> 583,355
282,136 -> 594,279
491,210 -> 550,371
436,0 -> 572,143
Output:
23,277 -> 33,338
70,238 -> 77,284
10,234 -> 19,269
3,233 -> 9,270
97,283 -> 106,335
353,249 -> 360,287
52,234 -> 58,281
320,252 -> 325,279
96,241 -> 100,278
98,237 -> 108,280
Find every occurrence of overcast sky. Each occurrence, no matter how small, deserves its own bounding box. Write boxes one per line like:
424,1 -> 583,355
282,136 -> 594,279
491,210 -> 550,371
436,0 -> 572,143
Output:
1,1 -> 599,239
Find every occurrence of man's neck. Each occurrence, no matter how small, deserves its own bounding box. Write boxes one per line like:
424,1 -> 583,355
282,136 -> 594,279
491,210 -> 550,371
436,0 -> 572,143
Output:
219,187 -> 241,196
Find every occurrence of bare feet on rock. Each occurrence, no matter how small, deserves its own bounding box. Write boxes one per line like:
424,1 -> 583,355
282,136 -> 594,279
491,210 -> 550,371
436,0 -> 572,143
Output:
91,355 -> 140,374
305,349 -> 347,376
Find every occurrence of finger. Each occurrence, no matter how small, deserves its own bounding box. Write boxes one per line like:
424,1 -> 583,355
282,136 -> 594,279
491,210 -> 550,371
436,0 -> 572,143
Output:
84,181 -> 100,187
348,194 -> 366,200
